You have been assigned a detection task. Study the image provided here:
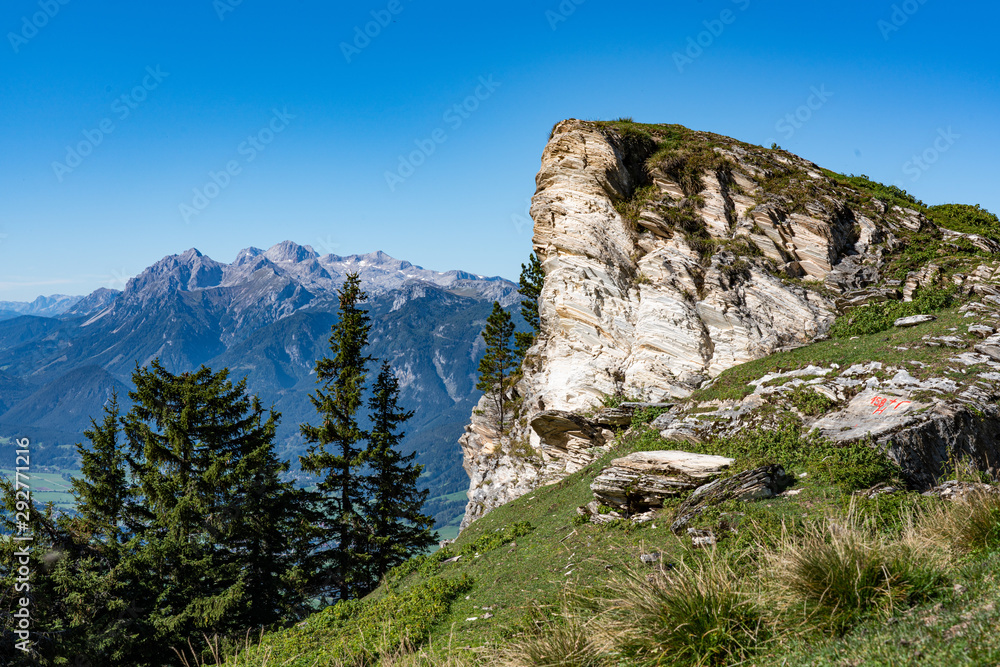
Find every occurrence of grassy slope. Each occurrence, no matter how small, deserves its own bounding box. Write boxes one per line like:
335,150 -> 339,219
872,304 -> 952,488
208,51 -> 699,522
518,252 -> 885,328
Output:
223,303 -> 1000,665
228,305 -> 1000,665
230,411 -> 1000,665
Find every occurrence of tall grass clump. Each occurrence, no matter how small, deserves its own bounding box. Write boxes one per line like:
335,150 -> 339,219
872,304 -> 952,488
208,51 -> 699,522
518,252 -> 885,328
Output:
767,513 -> 948,634
607,557 -> 764,666
918,487 -> 1000,557
503,613 -> 611,667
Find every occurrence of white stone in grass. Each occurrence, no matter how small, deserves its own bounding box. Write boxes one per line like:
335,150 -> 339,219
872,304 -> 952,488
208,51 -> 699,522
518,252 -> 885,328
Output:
951,353 -> 991,366
887,370 -> 922,387
894,314 -> 936,327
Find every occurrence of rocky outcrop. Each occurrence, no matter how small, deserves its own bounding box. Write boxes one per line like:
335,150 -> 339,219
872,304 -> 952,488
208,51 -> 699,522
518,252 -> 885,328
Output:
880,404 -> 1000,490
670,465 -> 794,532
458,120 -> 923,531
590,451 -> 734,512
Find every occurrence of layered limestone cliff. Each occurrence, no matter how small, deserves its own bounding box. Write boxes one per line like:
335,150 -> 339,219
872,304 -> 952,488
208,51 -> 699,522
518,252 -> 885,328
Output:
459,119 -> 931,531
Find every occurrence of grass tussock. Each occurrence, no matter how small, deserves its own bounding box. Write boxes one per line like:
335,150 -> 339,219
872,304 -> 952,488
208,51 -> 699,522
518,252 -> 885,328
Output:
918,487 -> 1000,557
502,612 -> 611,667
606,556 -> 764,667
766,510 -> 949,634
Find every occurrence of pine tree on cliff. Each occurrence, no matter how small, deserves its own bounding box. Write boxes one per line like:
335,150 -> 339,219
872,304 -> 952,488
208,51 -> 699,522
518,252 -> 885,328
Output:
515,251 -> 544,358
300,272 -> 373,602
476,301 -> 517,436
360,361 -> 437,594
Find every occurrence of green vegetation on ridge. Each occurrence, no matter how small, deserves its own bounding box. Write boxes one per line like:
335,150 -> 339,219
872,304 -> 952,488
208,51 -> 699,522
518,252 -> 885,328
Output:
221,407 -> 1000,666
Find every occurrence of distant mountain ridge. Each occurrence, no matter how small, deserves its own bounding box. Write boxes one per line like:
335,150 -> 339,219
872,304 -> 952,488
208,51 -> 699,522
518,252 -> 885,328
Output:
0,242 -> 521,531
0,294 -> 83,320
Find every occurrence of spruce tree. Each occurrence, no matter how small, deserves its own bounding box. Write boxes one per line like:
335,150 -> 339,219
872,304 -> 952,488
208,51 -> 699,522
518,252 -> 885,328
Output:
360,362 -> 437,594
0,477 -> 86,665
0,397 -> 150,666
476,301 -> 517,435
123,361 -> 299,658
67,392 -> 154,664
3,365 -> 305,666
515,251 -> 544,358
71,391 -> 130,541
299,272 -> 373,602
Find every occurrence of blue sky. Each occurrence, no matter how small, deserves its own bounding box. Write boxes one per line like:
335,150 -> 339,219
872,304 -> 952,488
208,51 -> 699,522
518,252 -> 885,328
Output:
1,0 -> 997,301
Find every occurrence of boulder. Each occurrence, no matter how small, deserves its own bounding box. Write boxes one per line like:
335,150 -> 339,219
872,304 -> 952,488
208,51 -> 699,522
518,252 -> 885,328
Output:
974,345 -> 1000,362
670,464 -> 794,533
968,325 -> 996,338
883,403 -> 1000,490
590,407 -> 634,428
813,388 -> 927,443
894,314 -> 936,327
590,450 -> 733,512
836,287 -> 901,313
531,410 -> 612,451
530,410 -> 604,445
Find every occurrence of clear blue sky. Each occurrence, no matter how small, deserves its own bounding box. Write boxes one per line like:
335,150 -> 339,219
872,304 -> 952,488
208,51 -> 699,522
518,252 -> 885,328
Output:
1,0 -> 997,301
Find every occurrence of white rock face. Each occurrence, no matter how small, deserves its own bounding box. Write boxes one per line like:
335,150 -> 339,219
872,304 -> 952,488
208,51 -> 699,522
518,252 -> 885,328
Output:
459,119 -> 891,531
607,450 -> 735,476
591,451 -> 735,511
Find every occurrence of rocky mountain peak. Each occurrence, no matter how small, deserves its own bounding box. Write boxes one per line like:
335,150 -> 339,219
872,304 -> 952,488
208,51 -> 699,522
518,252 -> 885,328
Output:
263,240 -> 319,264
233,247 -> 264,266
128,248 -> 225,295
64,288 -> 121,318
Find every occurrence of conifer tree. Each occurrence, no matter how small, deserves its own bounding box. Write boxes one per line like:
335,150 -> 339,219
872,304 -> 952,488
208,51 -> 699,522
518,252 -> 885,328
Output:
66,392 -> 155,663
0,396 -> 153,666
515,251 -> 544,358
71,391 -> 130,541
476,301 -> 517,435
360,362 -> 437,594
299,272 -> 373,601
3,364 -> 306,666
123,361 -> 299,656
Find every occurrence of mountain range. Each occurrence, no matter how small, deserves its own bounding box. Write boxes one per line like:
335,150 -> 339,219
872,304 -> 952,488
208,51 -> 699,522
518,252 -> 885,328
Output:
0,241 -> 521,530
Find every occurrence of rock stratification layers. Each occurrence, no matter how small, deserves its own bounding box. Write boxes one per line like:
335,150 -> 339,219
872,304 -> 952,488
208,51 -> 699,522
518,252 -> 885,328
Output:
459,120 -> 904,531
